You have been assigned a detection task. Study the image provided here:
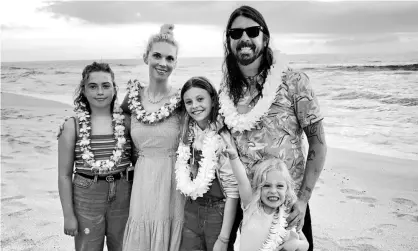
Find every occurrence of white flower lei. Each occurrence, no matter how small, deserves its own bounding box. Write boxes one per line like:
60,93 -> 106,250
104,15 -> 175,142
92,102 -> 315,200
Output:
259,207 -> 288,251
127,79 -> 180,124
175,122 -> 223,200
76,101 -> 126,174
219,59 -> 288,133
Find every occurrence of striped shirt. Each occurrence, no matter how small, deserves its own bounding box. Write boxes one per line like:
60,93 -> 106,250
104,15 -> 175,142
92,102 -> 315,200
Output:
74,134 -> 132,175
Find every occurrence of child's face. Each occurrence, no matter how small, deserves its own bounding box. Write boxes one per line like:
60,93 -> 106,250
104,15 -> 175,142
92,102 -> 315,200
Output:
83,71 -> 115,109
261,170 -> 287,213
183,87 -> 212,129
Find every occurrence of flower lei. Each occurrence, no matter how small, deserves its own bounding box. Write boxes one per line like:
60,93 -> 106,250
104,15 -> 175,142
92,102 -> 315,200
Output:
219,60 -> 288,133
175,122 -> 223,200
259,207 -> 288,251
127,79 -> 180,124
76,101 -> 126,174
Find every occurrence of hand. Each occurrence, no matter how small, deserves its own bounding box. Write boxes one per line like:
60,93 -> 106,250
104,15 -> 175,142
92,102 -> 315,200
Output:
276,239 -> 303,251
64,214 -> 78,236
286,199 -> 308,231
220,133 -> 239,160
213,239 -> 228,251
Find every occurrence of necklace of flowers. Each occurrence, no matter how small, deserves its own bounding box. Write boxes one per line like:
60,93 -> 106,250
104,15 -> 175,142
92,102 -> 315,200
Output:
175,121 -> 223,200
127,79 -> 180,124
219,61 -> 288,133
259,206 -> 288,251
76,101 -> 126,174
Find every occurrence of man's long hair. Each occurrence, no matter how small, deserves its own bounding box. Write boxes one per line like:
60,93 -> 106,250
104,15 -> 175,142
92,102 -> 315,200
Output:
222,5 -> 274,105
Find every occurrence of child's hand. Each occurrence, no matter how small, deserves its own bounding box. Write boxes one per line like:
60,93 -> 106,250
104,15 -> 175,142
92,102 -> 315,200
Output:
276,239 -> 302,251
213,239 -> 228,251
277,231 -> 309,251
220,133 -> 239,160
64,215 -> 78,236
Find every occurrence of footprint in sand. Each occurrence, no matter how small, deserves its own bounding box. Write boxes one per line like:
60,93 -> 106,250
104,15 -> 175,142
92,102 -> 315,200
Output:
340,188 -> 365,196
36,220 -> 53,227
350,243 -> 382,251
5,170 -> 28,174
34,145 -> 51,154
7,208 -> 32,217
369,223 -> 397,234
346,195 -> 377,204
391,212 -> 418,223
47,190 -> 59,199
391,197 -> 417,208
1,195 -> 25,202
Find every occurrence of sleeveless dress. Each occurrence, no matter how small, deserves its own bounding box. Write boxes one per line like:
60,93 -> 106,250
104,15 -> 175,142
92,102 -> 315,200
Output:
122,114 -> 186,251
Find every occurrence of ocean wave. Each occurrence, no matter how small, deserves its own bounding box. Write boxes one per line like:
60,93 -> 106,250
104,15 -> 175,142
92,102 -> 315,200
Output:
20,70 -> 45,77
302,63 -> 418,72
332,91 -> 391,101
2,66 -> 32,70
332,91 -> 418,107
380,97 -> 418,107
54,71 -> 69,75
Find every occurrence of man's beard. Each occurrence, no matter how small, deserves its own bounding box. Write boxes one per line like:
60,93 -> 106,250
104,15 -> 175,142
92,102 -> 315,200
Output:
234,41 -> 263,66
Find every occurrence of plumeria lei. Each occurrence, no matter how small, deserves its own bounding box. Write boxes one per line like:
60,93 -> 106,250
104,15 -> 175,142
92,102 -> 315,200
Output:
219,57 -> 289,133
76,101 -> 126,174
175,122 -> 224,200
127,79 -> 180,124
259,207 -> 288,251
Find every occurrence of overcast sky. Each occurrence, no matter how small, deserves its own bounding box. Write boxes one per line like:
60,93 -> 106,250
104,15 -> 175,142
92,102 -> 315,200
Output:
2,0 -> 418,62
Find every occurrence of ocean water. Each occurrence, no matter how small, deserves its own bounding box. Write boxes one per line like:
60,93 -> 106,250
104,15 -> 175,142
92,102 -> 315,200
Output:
1,53 -> 418,160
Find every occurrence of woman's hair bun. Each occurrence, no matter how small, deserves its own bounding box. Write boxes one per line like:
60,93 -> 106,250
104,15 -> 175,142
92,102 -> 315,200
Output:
160,24 -> 174,35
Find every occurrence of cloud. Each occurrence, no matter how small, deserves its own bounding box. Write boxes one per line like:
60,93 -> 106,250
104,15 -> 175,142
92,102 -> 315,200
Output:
38,1 -> 418,34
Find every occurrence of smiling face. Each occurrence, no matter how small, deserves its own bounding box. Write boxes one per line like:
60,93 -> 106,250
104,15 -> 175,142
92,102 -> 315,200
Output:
183,87 -> 213,130
83,71 -> 115,110
260,169 -> 287,214
229,16 -> 265,66
146,42 -> 177,82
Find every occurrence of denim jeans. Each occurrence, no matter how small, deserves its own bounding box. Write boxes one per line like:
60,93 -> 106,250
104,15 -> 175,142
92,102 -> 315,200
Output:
180,198 -> 225,251
72,173 -> 132,251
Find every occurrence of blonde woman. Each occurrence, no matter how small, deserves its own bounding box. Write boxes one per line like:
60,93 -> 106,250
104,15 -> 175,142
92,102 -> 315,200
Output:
121,24 -> 185,251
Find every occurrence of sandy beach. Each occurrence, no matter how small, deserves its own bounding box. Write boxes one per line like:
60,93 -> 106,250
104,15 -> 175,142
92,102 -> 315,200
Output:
1,92 -> 417,251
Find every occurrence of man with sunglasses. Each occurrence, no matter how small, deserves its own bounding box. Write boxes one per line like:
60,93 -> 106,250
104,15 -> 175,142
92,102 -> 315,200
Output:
219,5 -> 327,251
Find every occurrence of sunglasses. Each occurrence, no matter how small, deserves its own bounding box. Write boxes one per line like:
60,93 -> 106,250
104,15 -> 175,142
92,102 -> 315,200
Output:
228,26 -> 264,40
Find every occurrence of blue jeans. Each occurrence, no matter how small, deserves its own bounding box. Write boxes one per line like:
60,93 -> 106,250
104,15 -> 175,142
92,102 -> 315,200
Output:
180,198 -> 225,251
73,173 -> 132,251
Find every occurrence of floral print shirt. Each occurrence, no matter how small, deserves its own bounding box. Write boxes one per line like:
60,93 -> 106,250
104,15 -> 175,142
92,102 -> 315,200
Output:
230,69 -> 323,192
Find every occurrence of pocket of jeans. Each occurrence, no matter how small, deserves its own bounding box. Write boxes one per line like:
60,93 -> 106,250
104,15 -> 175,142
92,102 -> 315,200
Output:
73,174 -> 94,189
215,202 -> 225,217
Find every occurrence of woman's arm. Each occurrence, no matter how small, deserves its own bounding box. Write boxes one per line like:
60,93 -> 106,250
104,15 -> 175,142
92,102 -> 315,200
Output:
214,197 -> 238,251
57,118 -> 78,236
120,92 -> 131,114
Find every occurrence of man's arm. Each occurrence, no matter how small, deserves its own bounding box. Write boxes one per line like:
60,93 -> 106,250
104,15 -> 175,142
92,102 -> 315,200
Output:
287,120 -> 327,230
299,120 -> 327,202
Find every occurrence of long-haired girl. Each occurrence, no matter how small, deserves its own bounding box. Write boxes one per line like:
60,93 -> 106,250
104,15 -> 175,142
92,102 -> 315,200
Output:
176,76 -> 239,251
58,62 -> 133,251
